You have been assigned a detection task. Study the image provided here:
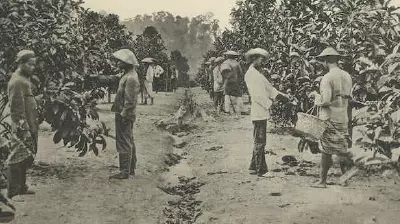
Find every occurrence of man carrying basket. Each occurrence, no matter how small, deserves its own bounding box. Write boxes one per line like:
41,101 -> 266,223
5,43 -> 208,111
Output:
312,47 -> 354,188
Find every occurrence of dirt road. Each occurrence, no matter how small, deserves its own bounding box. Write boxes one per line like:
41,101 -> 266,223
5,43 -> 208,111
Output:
178,89 -> 400,224
4,92 -> 182,224
2,88 -> 400,224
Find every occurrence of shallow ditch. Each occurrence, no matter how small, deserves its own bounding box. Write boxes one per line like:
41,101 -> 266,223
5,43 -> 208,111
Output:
157,117 -> 206,224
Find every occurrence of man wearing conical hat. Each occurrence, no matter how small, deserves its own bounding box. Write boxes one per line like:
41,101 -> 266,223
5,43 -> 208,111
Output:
142,58 -> 156,105
6,50 -> 39,201
312,47 -> 354,188
220,50 -> 244,117
110,49 -> 140,179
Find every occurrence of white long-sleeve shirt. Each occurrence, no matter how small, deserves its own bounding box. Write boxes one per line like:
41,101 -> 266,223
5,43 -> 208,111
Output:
154,65 -> 164,78
244,64 -> 279,121
146,65 -> 155,82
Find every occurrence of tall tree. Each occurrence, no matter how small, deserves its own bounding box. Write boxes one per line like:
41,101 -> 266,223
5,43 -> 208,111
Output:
171,50 -> 190,87
122,12 -> 220,78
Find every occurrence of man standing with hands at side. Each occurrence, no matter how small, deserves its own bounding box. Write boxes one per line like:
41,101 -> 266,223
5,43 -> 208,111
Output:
7,50 -> 38,201
110,49 -> 140,180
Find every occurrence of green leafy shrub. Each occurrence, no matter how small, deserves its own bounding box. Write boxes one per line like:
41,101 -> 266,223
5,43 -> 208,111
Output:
0,0 -> 134,156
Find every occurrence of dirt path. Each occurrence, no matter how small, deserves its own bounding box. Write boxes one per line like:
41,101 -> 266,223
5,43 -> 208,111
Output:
3,88 -> 400,224
4,91 -> 183,224
169,88 -> 400,224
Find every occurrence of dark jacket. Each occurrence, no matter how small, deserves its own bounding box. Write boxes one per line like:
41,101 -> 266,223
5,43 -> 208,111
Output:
220,59 -> 244,97
111,69 -> 140,118
7,73 -> 38,135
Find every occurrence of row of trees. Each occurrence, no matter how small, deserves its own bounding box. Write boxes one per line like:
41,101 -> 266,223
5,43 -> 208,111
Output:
122,11 -> 219,78
0,0 -> 189,157
198,0 -> 400,159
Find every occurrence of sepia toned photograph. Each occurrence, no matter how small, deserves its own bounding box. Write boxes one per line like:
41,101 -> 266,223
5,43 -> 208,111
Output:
0,0 -> 400,223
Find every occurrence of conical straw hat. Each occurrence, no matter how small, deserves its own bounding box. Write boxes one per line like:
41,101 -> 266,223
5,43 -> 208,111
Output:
224,50 -> 240,56
245,48 -> 269,60
214,57 -> 225,63
316,47 -> 341,58
112,49 -> 139,66
141,57 -> 155,63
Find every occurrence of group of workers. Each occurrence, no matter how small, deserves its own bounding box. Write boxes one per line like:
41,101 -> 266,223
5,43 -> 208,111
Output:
205,50 -> 248,117
205,47 -> 354,188
1,44 -> 354,219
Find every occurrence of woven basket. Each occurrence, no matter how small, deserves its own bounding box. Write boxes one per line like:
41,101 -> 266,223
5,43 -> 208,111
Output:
295,112 -> 328,140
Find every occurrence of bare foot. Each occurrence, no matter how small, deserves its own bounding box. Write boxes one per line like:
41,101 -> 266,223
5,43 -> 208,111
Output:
249,170 -> 257,175
11,195 -> 24,202
311,182 -> 327,188
258,173 -> 274,178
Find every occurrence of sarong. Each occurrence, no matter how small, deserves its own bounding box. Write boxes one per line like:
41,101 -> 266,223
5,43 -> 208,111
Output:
320,121 -> 348,155
6,122 -> 35,166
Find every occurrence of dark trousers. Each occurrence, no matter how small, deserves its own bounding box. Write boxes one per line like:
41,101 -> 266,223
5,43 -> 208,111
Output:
115,114 -> 137,175
154,77 -> 162,93
249,120 -> 268,175
7,159 -> 30,198
214,91 -> 224,112
171,78 -> 177,92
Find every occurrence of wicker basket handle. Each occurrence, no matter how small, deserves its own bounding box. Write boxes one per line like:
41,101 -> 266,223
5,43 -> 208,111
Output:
306,106 -> 320,116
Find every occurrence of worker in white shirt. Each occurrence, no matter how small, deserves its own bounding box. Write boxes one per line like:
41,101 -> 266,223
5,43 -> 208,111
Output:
142,58 -> 155,105
244,48 -> 289,177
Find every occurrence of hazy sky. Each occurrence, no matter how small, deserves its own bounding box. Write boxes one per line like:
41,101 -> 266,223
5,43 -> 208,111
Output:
82,0 -> 237,28
83,0 -> 400,29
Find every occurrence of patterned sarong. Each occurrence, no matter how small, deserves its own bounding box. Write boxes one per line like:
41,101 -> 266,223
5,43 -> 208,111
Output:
6,122 -> 35,166
320,121 -> 348,155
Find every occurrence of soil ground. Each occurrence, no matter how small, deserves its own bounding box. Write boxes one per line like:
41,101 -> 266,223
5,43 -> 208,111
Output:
1,88 -> 399,224
188,90 -> 400,224
2,91 -> 180,224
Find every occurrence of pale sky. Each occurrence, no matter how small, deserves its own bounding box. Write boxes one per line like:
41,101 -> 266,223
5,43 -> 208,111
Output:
83,0 -> 400,29
82,0 -> 237,28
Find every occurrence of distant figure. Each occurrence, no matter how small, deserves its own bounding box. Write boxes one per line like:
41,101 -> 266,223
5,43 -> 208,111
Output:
171,66 -> 178,92
7,50 -> 38,201
142,58 -> 156,105
244,48 -> 289,177
213,57 -> 225,114
220,50 -> 244,117
153,64 -> 164,93
110,49 -> 140,179
207,57 -> 216,100
312,47 -> 354,188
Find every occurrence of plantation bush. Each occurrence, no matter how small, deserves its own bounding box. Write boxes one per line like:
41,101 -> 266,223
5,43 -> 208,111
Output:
198,0 -> 400,159
0,0 -> 137,157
